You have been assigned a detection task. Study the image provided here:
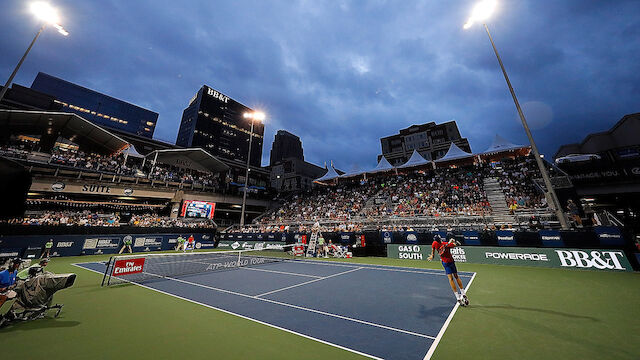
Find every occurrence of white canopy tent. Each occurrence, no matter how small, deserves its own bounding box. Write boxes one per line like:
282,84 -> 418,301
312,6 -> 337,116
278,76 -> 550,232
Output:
398,149 -> 430,169
482,134 -> 528,154
314,162 -> 341,183
435,142 -> 474,163
369,156 -> 395,173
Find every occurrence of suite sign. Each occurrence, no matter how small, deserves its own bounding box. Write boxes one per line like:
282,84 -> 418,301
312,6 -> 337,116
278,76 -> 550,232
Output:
82,184 -> 112,194
207,88 -> 229,103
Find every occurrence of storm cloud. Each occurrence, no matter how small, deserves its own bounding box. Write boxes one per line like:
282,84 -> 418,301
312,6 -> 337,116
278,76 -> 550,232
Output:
1,0 -> 638,169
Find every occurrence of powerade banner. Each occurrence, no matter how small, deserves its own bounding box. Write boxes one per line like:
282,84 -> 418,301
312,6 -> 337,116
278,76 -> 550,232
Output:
387,245 -> 633,272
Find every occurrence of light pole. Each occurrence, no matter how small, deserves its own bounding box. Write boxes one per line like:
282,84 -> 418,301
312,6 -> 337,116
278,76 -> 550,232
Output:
464,0 -> 569,229
239,111 -> 265,227
0,2 -> 69,103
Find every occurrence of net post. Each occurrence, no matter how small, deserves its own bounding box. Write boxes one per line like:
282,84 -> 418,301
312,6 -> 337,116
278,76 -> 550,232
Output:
101,256 -> 113,287
107,256 -> 116,286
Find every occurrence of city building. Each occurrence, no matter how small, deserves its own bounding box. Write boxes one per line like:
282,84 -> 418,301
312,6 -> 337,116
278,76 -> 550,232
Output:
554,112 -> 640,231
270,130 -> 303,166
270,158 -> 326,192
268,130 -> 325,192
176,85 -> 264,168
0,83 -> 61,112
378,121 -> 471,165
30,72 -> 158,138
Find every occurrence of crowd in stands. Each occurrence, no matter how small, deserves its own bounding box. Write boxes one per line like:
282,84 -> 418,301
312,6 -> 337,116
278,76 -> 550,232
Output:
263,179 -> 382,223
363,168 -> 490,218
260,167 -> 491,225
235,222 -> 363,234
486,157 -> 548,210
1,142 -> 222,189
2,211 -> 215,228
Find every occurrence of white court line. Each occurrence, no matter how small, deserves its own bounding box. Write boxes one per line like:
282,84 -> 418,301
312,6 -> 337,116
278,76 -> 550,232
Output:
73,262 -> 436,341
71,264 -> 383,360
255,267 -> 362,297
240,267 -> 322,278
71,258 -> 472,278
160,270 -> 436,340
285,258 -> 474,277
423,272 -> 477,360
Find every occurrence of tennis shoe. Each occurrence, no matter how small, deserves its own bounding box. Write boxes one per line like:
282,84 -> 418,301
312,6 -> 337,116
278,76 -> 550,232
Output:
462,294 -> 469,306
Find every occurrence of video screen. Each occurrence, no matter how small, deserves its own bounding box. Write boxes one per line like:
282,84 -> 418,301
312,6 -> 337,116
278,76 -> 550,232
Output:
180,200 -> 215,219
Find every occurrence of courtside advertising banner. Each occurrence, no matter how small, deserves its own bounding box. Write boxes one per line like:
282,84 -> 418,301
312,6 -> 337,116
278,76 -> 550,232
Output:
387,245 -> 633,271
82,237 -> 121,255
112,258 -> 145,277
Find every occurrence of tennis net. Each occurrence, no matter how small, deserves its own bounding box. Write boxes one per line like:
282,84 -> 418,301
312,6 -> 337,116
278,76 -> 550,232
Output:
102,244 -> 296,286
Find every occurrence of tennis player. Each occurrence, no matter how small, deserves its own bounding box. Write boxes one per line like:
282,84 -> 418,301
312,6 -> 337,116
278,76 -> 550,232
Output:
428,235 -> 469,306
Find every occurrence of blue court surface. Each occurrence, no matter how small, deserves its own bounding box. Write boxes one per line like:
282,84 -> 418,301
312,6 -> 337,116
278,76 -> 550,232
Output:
74,259 -> 475,360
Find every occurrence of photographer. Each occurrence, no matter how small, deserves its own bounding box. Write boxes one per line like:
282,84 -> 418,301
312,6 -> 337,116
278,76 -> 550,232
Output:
0,259 -> 22,308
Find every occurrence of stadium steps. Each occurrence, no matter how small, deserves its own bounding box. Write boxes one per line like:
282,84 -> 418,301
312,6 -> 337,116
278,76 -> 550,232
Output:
483,177 -> 516,224
358,189 -> 389,216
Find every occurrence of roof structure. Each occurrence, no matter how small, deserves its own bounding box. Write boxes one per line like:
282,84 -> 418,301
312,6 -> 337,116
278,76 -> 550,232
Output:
369,156 -> 395,173
123,144 -> 144,158
314,162 -> 340,182
339,169 -> 364,179
482,134 -> 528,154
0,109 -> 129,154
399,150 -> 430,168
146,148 -> 229,174
435,142 -> 474,162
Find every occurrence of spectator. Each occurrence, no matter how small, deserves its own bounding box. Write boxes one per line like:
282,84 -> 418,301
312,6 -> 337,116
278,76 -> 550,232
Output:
0,259 -> 22,309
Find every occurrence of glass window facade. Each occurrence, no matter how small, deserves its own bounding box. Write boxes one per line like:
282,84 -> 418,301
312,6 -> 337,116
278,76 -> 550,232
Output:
30,72 -> 158,138
176,85 -> 264,167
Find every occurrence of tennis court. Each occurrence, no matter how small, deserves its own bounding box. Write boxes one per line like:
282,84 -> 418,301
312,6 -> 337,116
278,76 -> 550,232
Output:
74,255 -> 475,360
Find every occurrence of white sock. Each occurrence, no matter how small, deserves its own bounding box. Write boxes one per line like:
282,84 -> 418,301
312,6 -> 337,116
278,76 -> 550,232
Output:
454,292 -> 461,300
459,289 -> 465,296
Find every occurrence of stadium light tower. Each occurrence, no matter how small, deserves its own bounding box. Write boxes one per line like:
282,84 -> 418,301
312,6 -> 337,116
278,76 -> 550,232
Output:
464,0 -> 569,229
0,2 -> 69,103
239,111 -> 265,227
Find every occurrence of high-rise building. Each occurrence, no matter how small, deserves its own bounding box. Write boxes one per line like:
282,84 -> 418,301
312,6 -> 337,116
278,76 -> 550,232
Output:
270,130 -> 303,166
268,130 -> 324,192
379,121 -> 471,165
30,72 -> 158,138
176,85 -> 264,168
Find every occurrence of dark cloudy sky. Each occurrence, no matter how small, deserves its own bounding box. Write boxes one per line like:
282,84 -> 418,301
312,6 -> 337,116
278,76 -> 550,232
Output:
1,0 -> 638,170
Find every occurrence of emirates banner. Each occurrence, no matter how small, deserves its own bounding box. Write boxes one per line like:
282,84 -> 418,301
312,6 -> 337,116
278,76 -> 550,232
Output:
387,245 -> 633,272
112,258 -> 145,277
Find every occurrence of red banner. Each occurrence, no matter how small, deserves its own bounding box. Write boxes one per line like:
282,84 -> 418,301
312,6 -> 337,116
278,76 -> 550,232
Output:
293,245 -> 305,256
112,258 -> 145,277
